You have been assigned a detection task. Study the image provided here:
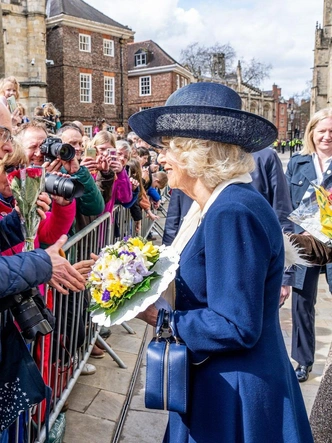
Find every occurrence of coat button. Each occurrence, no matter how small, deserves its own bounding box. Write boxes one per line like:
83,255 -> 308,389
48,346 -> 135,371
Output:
327,170 -> 332,175
298,180 -> 303,185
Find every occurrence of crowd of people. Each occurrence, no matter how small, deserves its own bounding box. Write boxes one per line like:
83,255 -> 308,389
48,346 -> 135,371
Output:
1,73 -> 332,442
0,75 -> 168,441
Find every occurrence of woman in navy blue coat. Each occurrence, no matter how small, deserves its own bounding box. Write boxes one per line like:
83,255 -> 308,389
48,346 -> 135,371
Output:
130,83 -> 313,442
285,108 -> 332,383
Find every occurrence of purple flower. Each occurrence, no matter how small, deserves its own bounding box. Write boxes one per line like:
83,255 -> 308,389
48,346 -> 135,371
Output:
102,290 -> 111,302
119,250 -> 136,259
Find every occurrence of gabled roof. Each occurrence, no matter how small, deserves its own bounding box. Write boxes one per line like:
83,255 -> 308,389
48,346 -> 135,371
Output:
127,40 -> 179,70
46,0 -> 131,30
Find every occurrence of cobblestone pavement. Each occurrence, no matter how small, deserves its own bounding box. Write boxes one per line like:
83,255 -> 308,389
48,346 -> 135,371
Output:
64,151 -> 332,442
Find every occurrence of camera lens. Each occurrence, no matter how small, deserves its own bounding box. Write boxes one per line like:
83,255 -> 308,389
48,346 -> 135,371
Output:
11,297 -> 53,341
45,174 -> 84,201
52,143 -> 75,161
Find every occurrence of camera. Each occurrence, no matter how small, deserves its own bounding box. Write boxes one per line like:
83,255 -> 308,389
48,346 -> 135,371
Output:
0,288 -> 53,342
45,173 -> 84,201
40,136 -> 76,163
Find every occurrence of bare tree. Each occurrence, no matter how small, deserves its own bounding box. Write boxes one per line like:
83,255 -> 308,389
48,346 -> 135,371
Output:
240,58 -> 272,87
180,42 -> 236,78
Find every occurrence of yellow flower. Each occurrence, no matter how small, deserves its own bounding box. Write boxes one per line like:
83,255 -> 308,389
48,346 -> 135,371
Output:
91,287 -> 103,304
107,281 -> 128,298
128,237 -> 145,250
142,241 -> 159,258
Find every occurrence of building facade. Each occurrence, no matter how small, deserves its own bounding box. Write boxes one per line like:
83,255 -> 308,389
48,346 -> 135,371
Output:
46,0 -> 134,135
0,0 -> 48,115
127,40 -> 194,117
311,0 -> 332,114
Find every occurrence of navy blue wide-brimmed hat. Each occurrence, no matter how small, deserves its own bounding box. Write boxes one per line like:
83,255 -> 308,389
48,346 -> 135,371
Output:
128,83 -> 277,153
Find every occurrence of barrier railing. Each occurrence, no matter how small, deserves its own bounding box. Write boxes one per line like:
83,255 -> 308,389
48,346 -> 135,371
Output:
1,204 -> 156,443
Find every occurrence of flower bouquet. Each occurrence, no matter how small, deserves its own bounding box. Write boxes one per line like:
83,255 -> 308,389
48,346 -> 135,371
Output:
7,166 -> 45,251
87,236 -> 180,326
288,175 -> 332,246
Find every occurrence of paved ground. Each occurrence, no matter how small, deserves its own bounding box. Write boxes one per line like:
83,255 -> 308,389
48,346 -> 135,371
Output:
63,150 -> 332,442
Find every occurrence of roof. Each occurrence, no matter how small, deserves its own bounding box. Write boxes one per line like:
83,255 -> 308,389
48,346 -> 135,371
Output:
127,40 -> 179,70
46,0 -> 131,30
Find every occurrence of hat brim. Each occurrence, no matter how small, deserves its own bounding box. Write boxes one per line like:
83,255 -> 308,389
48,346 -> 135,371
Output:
129,105 -> 277,152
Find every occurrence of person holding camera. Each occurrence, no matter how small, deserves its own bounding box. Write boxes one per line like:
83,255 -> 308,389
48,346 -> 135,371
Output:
88,130 -> 132,217
0,102 -> 86,296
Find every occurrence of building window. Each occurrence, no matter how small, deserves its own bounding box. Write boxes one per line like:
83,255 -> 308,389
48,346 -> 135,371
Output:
104,76 -> 115,104
103,39 -> 114,57
79,34 -> 91,52
140,76 -> 151,96
181,77 -> 186,87
84,125 -> 93,138
80,73 -> 92,102
135,51 -> 147,67
281,107 -> 285,115
176,75 -> 180,89
140,106 -> 152,111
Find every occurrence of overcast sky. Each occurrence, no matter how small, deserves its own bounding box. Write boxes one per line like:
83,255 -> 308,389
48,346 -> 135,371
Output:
85,0 -> 323,99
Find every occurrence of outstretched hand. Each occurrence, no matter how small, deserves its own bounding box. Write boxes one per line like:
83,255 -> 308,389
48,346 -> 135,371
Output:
45,235 -> 86,294
73,253 -> 98,280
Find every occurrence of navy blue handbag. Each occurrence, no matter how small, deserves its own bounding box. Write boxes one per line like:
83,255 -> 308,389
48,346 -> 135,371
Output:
145,309 -> 189,414
0,317 -> 51,436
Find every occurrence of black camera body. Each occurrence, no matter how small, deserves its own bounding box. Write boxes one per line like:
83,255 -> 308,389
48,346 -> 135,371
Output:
40,136 -> 76,163
0,288 -> 54,342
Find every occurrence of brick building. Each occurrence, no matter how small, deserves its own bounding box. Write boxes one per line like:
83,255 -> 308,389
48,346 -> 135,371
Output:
127,40 -> 194,118
46,0 -> 134,135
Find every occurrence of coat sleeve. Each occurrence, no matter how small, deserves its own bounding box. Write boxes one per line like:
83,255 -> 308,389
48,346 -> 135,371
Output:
0,249 -> 52,299
0,210 -> 24,251
37,200 -> 76,246
114,169 -> 132,204
72,166 -> 105,216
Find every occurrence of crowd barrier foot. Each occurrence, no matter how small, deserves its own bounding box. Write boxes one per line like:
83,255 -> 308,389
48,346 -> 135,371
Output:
96,335 -> 127,369
121,321 -> 136,334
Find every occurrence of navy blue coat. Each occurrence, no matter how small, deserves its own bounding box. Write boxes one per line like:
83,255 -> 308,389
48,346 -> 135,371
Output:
165,184 -> 312,443
285,153 -> 332,290
0,212 -> 53,361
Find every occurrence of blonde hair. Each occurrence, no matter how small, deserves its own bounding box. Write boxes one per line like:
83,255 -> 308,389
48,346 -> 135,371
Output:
0,140 -> 28,173
0,76 -> 20,100
90,129 -> 116,148
164,137 -> 255,190
152,171 -> 168,189
301,108 -> 332,155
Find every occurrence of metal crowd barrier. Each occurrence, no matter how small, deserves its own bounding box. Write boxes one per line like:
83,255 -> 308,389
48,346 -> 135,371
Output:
1,204 -> 155,443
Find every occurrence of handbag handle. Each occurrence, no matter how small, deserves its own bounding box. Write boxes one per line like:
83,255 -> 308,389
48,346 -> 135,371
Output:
155,309 -> 181,343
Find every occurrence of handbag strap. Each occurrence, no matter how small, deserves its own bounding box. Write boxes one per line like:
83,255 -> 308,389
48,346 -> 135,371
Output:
155,309 -> 181,342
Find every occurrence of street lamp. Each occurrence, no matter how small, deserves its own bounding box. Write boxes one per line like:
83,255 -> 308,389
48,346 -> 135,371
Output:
289,110 -> 294,157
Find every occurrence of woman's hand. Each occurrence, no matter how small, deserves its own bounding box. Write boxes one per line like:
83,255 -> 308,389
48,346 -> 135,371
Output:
72,253 -> 98,280
45,235 -> 86,294
136,304 -> 158,327
36,192 -> 51,219
81,156 -> 98,173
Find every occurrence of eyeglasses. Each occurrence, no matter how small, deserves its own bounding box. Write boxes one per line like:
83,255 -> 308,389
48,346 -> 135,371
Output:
0,126 -> 13,144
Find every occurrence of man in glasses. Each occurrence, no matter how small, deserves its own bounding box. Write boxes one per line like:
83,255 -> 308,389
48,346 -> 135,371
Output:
0,102 -> 86,297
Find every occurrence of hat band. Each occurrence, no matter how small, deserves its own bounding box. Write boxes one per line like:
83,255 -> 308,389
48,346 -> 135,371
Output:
156,113 -> 235,133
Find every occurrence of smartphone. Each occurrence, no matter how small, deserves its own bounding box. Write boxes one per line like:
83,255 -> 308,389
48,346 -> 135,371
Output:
7,95 -> 17,113
85,147 -> 97,159
107,148 -> 117,161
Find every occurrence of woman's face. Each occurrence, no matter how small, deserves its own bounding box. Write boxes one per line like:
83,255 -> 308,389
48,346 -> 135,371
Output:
313,117 -> 332,157
0,171 -> 12,198
159,148 -> 192,192
3,82 -> 17,99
